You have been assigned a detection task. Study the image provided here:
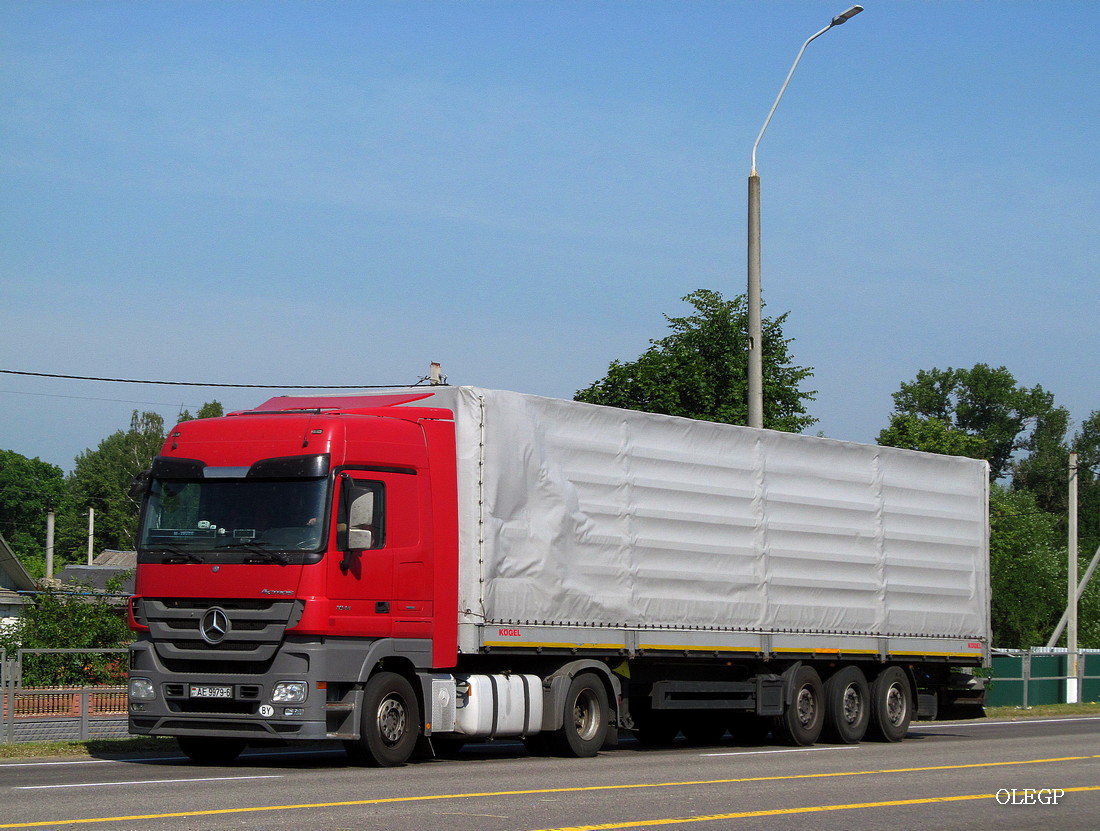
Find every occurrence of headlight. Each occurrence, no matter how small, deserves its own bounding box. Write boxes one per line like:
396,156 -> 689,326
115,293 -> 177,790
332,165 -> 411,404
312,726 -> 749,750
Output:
129,678 -> 156,701
272,681 -> 308,703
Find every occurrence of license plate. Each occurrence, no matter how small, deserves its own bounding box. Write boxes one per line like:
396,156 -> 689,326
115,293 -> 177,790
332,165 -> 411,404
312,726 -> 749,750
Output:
190,685 -> 233,699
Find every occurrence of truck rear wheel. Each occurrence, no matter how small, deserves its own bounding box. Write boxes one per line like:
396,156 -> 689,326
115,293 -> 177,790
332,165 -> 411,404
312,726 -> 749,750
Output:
773,666 -> 824,746
177,736 -> 246,765
345,671 -> 420,767
867,666 -> 912,742
822,666 -> 869,744
551,673 -> 608,757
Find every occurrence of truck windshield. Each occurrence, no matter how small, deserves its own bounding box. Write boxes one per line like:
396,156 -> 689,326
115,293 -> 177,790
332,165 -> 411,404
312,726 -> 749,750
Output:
138,477 -> 329,563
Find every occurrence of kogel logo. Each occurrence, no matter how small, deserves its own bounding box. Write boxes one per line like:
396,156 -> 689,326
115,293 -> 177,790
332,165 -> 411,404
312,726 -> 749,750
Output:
200,608 -> 230,644
498,628 -> 522,637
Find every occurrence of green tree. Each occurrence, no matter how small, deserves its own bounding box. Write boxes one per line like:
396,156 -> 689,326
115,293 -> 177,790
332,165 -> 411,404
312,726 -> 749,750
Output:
878,364 -> 1060,480
575,290 -> 816,432
0,576 -> 133,685
988,485 -> 1064,647
179,400 -> 224,422
0,450 -> 67,577
59,410 -> 167,558
875,414 -> 987,460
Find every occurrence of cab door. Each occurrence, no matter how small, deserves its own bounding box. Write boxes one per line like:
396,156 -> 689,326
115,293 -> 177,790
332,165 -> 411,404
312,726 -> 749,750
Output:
327,469 -> 428,638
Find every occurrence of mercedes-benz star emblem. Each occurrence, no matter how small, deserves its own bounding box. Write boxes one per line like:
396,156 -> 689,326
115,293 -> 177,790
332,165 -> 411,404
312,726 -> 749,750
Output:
200,607 -> 230,644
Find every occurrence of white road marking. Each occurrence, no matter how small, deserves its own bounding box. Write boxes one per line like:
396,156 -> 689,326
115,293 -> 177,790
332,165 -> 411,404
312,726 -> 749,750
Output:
15,774 -> 282,789
700,745 -> 861,757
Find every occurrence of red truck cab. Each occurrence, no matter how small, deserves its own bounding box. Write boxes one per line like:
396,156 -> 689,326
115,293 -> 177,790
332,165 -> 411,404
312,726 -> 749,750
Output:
127,394 -> 458,761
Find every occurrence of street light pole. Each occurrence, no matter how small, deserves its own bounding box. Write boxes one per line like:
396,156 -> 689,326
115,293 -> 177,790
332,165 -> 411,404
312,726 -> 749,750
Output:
747,5 -> 863,429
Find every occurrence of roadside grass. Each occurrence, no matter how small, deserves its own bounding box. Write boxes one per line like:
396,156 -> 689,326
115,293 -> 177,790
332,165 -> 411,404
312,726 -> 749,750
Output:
3,703 -> 1099,760
982,701 -> 1100,719
0,736 -> 176,759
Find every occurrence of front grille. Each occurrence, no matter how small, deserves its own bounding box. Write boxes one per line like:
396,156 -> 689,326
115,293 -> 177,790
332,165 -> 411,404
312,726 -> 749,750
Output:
142,597 -> 303,670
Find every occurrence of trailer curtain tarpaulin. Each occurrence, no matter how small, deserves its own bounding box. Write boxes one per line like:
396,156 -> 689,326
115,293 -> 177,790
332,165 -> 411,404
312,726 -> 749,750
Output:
416,388 -> 989,647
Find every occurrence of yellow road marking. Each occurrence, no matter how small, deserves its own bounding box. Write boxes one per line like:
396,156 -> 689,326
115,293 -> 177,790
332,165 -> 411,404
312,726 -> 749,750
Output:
3,754 -> 1098,829
532,787 -> 1100,831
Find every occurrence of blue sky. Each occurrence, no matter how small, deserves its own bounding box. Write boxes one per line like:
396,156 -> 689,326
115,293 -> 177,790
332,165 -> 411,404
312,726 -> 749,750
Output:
2,0 -> 1097,472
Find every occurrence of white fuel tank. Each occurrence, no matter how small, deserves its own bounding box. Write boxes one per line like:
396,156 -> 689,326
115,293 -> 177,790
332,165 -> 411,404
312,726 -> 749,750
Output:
453,674 -> 543,738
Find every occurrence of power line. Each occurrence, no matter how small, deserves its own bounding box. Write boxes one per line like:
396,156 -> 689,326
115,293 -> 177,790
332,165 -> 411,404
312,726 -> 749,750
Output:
1,369 -> 412,389
0,388 -> 201,408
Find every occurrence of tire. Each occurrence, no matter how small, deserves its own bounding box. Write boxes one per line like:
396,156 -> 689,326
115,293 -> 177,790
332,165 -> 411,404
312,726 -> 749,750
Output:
550,673 -> 609,758
773,666 -> 824,747
822,666 -> 870,744
176,736 -> 246,765
345,671 -> 420,766
867,666 -> 912,742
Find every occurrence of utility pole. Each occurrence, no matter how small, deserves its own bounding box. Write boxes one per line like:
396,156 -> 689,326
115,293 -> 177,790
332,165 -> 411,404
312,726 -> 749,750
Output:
87,507 -> 96,566
1067,452 -> 1079,703
45,507 -> 55,580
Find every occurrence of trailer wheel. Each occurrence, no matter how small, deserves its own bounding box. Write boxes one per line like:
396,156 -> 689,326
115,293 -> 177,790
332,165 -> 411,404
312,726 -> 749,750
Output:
822,666 -> 869,744
345,671 -> 420,766
177,736 -> 246,765
867,666 -> 912,742
551,673 -> 608,758
773,666 -> 824,746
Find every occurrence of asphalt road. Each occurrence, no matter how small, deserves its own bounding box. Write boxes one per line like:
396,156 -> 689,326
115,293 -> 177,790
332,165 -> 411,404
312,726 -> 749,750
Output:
2,717 -> 1098,831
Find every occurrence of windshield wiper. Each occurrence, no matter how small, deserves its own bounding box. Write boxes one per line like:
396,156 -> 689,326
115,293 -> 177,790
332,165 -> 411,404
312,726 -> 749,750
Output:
156,547 -> 204,564
242,550 -> 290,565
217,541 -> 290,565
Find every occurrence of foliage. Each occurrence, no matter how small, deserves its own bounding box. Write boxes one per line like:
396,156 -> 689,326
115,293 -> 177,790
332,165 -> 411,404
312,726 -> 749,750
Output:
988,486 -> 1064,647
879,364 -> 1059,480
179,400 -> 224,422
876,413 -> 988,460
0,451 -> 67,578
0,577 -> 133,685
575,290 -> 816,432
57,411 -> 167,559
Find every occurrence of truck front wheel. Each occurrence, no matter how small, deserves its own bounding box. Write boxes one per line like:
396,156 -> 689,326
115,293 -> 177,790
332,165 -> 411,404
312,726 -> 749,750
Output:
551,673 -> 609,758
345,671 -> 420,767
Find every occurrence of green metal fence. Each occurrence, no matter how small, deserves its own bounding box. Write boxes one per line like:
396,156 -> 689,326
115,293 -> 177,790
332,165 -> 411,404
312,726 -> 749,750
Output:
988,649 -> 1100,708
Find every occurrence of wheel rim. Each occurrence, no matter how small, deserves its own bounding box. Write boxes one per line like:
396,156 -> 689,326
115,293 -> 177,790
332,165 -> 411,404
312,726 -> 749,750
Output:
795,686 -> 817,728
377,695 -> 407,746
884,683 -> 907,726
842,684 -> 864,726
572,688 -> 601,741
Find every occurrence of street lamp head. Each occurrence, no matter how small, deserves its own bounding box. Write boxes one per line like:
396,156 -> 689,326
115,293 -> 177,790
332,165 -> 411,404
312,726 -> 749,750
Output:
831,6 -> 864,26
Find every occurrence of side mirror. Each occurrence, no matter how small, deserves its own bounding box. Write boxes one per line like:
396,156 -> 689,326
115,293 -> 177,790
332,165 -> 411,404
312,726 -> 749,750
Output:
348,528 -> 373,550
128,470 -> 152,500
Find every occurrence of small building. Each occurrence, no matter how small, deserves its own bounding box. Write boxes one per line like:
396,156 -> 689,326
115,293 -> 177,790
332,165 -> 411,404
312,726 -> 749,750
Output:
56,550 -> 136,598
0,534 -> 36,629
